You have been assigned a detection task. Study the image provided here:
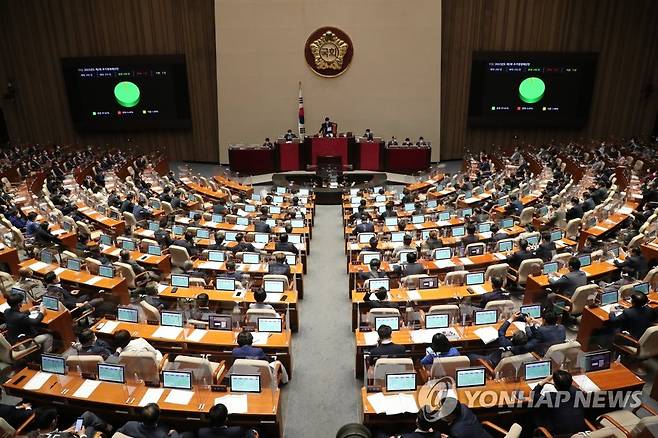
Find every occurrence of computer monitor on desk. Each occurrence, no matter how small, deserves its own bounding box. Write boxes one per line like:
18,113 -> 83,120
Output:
473,310 -> 498,325
99,265 -> 114,279
258,317 -> 283,333
384,217 -> 397,227
171,274 -> 189,288
633,282 -> 650,294
452,226 -> 465,238
577,254 -> 592,267
161,311 -> 184,327
368,278 -> 390,291
42,354 -> 66,375
550,230 -> 564,242
42,296 -> 60,311
148,245 -> 162,256
426,314 -> 450,329
599,290 -> 619,306
419,276 -> 439,290
465,272 -> 484,286
264,279 -> 285,293
208,314 -> 232,331
97,363 -> 125,384
585,350 -> 611,372
543,262 -> 559,275
385,373 -> 416,392
433,247 -> 452,260
208,250 -> 225,262
215,278 -> 237,291
375,316 -> 400,331
162,371 -> 192,390
520,304 -> 541,319
456,367 -> 486,388
66,258 -> 81,272
230,374 -> 261,393
524,360 -> 552,381
117,306 -> 139,323
498,240 -> 513,252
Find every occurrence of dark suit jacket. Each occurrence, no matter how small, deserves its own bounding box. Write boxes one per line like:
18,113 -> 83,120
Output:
614,255 -> 649,279
478,289 -> 509,308
358,270 -> 388,282
549,270 -> 587,296
531,386 -> 586,435
461,234 -> 479,246
506,250 -> 535,269
402,262 -> 425,276
534,242 -> 556,262
526,324 -> 566,356
268,262 -> 290,276
231,242 -> 256,254
446,403 -> 493,438
198,426 -> 245,438
566,205 -> 584,220
117,421 -> 178,438
172,239 -> 199,257
609,306 -> 658,339
369,342 -> 406,358
4,308 -> 44,343
275,241 -> 299,255
232,345 -> 270,361
253,221 -> 271,233
352,222 -> 375,235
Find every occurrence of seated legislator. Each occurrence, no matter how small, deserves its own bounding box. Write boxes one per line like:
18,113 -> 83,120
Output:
401,252 -> 425,276
172,230 -> 199,257
198,403 -> 252,438
363,287 -> 397,310
505,238 -> 535,270
233,330 -> 272,362
114,329 -> 163,362
608,292 -> 658,340
275,233 -> 299,255
362,128 -> 374,141
33,406 -> 111,438
534,232 -> 556,262
359,259 -> 388,282
477,276 -> 509,308
353,214 -> 375,235
461,223 -> 479,246
73,328 -> 113,359
231,233 -> 256,254
467,312 -> 530,367
614,246 -> 649,279
253,214 -> 271,233
117,403 -> 180,438
420,333 -> 459,366
283,129 -> 297,142
530,370 -> 586,436
319,116 -> 335,137
525,311 -> 566,356
268,252 -> 291,275
249,288 -> 275,311
433,398 -> 493,438
369,324 -> 406,358
547,256 -> 587,297
4,292 -> 53,353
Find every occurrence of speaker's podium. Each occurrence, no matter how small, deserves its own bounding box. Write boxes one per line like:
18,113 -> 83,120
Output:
310,136 -> 349,167
276,139 -> 300,171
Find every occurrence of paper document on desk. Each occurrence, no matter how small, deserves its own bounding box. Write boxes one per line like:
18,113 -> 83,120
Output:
0,302 -> 9,312
29,311 -> 40,319
410,328 -> 459,344
591,226 -> 608,233
165,389 -> 194,405
264,293 -> 283,303
186,329 -> 206,343
599,304 -> 617,314
573,375 -> 600,393
54,267 -> 66,275
110,248 -> 121,256
204,221 -> 217,227
232,225 -> 247,231
249,264 -> 261,272
139,388 -> 164,406
474,326 -> 499,344
434,260 -> 455,269
435,220 -> 451,227
157,284 -> 168,293
152,326 -> 182,340
480,231 -> 493,239
406,290 -> 422,301
362,331 -> 379,346
527,382 -> 557,394
198,261 -> 222,270
72,379 -> 101,398
458,257 -> 473,265
84,276 -> 103,286
383,394 -> 419,415
619,206 -> 634,215
28,261 -> 50,272
252,243 -> 265,250
51,229 -> 67,236
237,209 -> 249,217
24,372 -> 51,390
98,320 -> 119,334
251,332 -> 270,345
513,322 -> 527,332
141,230 -> 155,238
367,392 -> 387,413
468,285 -> 488,295
215,394 -> 248,414
414,224 -> 424,230
494,253 -> 507,260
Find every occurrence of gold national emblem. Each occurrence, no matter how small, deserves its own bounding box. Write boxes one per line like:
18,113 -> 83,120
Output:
304,27 -> 353,77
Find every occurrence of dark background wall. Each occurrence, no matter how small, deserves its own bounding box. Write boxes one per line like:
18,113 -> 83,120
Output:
1,0 -> 657,162
441,0 -> 658,159
0,0 -> 218,162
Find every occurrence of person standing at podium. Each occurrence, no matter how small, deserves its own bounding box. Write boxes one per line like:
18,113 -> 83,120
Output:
283,129 -> 297,142
319,117 -> 335,137
362,129 -> 374,141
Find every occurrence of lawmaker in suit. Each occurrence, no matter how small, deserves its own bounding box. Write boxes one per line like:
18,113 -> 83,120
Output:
548,257 -> 587,296
608,292 -> 658,340
268,252 -> 291,276
477,276 -> 509,308
117,403 -> 179,438
401,252 -> 426,276
505,238 -> 535,270
232,330 -> 272,362
534,232 -> 556,262
198,403 -> 251,438
352,214 -> 375,235
614,246 -> 649,279
531,370 -> 586,436
363,129 -> 374,141
369,324 -> 406,358
275,233 -> 299,255
283,129 -> 297,142
525,311 -> 566,356
359,258 -> 388,282
319,117 -> 335,137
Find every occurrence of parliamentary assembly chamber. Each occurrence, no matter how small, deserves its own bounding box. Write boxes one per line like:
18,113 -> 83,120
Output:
0,1 -> 658,437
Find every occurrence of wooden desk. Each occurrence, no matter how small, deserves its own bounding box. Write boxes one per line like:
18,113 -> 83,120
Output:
213,175 -> 254,197
523,261 -> 620,304
4,368 -> 283,437
350,284 -> 493,330
361,362 -> 643,426
0,295 -> 75,346
19,259 -> 129,305
576,292 -> 658,351
354,322 -> 517,377
180,177 -> 228,202
158,286 -> 299,332
405,174 -> 444,194
578,208 -> 637,250
76,204 -> 125,235
640,238 -> 658,262
101,246 -> 172,274
91,319 -> 293,377
0,246 -> 20,275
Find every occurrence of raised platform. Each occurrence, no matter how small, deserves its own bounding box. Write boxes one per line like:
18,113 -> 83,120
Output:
271,172 -> 388,204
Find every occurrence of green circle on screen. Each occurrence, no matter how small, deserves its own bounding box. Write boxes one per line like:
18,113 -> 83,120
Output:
518,77 -> 545,104
114,81 -> 140,108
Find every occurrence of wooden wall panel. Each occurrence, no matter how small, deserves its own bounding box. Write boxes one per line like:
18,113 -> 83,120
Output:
0,0 -> 218,162
441,0 -> 658,160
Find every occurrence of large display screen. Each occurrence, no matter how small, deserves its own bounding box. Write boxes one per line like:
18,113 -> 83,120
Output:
62,55 -> 191,131
468,52 -> 597,127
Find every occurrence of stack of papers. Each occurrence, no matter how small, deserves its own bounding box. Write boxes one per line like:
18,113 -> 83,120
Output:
367,393 -> 419,415
251,332 -> 271,345
98,320 -> 120,334
151,326 -> 182,340
619,207 -> 634,215
24,372 -> 51,390
72,379 -> 101,398
233,225 -> 247,231
572,375 -> 600,393
54,267 -> 66,275
165,389 -> 194,405
410,328 -> 460,344
215,394 -> 248,413
51,229 -> 67,236
139,388 -> 164,406
28,261 -> 50,271
157,284 -> 169,293
469,285 -> 488,295
474,326 -> 499,344
0,302 -> 9,312
362,331 -> 380,345
599,304 -> 617,314
434,260 -> 455,269
204,221 -> 217,227
264,293 -> 283,303
186,329 -> 207,342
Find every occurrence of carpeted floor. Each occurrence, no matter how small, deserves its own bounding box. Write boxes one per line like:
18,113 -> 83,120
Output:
281,205 -> 360,437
